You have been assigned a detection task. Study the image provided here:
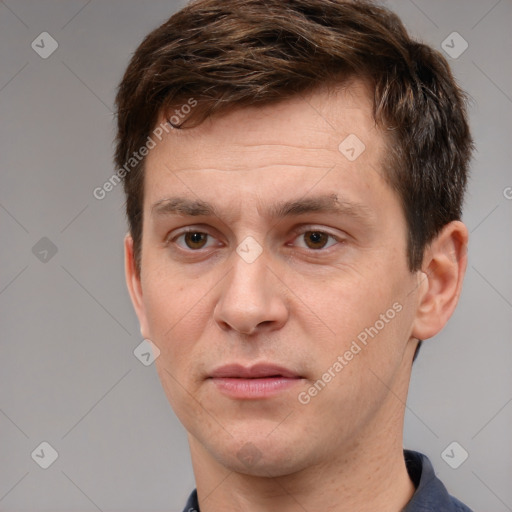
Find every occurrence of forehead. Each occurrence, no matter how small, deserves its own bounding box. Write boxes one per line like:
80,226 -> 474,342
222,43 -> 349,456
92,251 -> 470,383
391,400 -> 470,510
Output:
143,80 -> 389,211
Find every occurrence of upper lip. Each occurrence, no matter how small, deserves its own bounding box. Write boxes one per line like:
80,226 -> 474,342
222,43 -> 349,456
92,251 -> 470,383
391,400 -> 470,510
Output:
209,363 -> 301,379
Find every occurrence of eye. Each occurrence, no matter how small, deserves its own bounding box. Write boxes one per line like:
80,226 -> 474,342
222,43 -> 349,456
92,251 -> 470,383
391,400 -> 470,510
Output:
292,230 -> 339,250
174,231 -> 217,250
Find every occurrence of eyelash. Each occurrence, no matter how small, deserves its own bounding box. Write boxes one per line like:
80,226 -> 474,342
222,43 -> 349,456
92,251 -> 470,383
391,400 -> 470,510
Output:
168,227 -> 343,252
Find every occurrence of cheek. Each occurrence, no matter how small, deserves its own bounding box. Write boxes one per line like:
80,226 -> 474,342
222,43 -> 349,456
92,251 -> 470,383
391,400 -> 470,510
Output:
142,268 -> 206,367
292,261 -> 413,366
144,277 -> 213,420
296,265 -> 390,325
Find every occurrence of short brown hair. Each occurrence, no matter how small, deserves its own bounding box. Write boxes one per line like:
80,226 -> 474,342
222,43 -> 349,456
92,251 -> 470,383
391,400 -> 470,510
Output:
115,0 -> 473,272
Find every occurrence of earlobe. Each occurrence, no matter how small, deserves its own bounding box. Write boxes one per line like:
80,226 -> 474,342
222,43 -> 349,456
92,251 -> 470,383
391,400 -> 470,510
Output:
124,234 -> 150,338
411,221 -> 468,341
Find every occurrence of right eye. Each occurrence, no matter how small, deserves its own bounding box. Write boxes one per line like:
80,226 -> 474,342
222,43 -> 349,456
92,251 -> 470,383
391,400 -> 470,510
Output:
174,231 -> 217,250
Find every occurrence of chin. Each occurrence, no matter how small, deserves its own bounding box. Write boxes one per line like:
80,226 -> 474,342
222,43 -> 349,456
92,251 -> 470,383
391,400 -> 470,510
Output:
213,433 -> 311,477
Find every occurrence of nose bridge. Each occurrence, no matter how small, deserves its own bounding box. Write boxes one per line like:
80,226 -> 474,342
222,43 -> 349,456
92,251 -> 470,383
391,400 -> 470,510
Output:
225,246 -> 270,307
214,243 -> 288,334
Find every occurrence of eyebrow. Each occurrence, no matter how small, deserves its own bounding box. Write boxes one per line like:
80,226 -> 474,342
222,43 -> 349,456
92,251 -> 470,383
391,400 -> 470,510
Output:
270,194 -> 373,221
152,197 -> 215,217
151,194 -> 374,223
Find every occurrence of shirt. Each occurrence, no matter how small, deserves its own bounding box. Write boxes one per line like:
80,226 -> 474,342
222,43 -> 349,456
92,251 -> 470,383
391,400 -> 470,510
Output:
181,450 -> 473,512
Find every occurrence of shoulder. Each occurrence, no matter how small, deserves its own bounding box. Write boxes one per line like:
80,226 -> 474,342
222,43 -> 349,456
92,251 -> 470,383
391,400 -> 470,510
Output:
403,450 -> 474,512
451,495 -> 474,512
182,489 -> 200,512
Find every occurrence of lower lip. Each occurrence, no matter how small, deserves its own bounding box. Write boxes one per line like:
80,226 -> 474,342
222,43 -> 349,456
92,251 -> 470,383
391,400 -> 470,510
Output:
210,377 -> 301,399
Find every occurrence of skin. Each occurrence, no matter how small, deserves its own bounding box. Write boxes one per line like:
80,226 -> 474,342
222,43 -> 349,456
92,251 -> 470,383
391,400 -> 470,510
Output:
125,80 -> 468,512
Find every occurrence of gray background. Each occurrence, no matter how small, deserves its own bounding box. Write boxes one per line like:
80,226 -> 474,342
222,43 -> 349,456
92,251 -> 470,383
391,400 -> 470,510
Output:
1,0 -> 511,511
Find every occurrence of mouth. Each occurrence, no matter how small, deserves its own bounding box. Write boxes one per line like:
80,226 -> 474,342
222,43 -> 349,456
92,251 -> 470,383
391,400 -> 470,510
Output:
208,363 -> 304,399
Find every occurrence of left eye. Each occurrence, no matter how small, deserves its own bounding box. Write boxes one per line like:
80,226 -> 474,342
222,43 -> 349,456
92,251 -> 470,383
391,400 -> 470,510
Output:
293,231 -> 338,250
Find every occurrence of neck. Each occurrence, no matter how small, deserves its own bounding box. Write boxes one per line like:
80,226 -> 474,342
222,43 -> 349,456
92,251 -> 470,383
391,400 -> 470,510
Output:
192,441 -> 414,512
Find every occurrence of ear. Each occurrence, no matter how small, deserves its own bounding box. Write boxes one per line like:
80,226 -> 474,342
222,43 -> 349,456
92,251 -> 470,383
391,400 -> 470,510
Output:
411,221 -> 468,341
124,234 -> 150,339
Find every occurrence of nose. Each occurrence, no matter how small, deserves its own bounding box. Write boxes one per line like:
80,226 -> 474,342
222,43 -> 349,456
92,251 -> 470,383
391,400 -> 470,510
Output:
213,247 -> 289,336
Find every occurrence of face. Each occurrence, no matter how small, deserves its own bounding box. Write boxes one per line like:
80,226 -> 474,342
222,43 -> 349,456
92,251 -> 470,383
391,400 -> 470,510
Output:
126,81 -> 425,476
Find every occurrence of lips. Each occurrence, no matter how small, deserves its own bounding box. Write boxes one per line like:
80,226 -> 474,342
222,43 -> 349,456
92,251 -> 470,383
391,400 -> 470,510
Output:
209,363 -> 303,399
209,363 -> 300,379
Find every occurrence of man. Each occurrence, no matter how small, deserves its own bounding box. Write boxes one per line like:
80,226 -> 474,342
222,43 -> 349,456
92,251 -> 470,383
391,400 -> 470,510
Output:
115,0 -> 474,510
